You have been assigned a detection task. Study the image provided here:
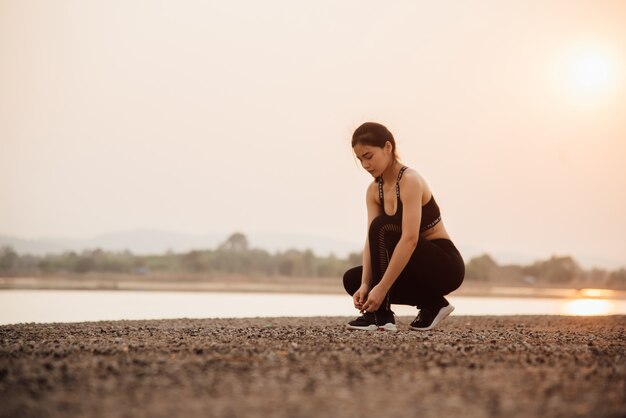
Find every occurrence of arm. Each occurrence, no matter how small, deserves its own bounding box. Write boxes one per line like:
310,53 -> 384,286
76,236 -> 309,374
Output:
353,182 -> 382,310
362,173 -> 422,312
360,239 -> 373,287
361,182 -> 382,286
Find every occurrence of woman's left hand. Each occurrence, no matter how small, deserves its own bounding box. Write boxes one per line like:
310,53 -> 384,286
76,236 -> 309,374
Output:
361,284 -> 387,313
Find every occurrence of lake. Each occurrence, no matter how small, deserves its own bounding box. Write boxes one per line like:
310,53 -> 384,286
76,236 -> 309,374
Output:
1,289 -> 625,325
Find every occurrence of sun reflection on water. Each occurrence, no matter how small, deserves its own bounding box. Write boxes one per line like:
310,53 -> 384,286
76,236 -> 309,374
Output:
561,299 -> 616,316
578,288 -> 617,298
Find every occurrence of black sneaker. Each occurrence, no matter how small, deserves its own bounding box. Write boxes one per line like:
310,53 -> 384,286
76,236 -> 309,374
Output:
409,302 -> 454,331
375,309 -> 397,332
347,310 -> 397,331
347,312 -> 377,331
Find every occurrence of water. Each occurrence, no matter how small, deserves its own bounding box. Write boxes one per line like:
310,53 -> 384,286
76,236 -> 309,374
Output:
0,289 -> 625,325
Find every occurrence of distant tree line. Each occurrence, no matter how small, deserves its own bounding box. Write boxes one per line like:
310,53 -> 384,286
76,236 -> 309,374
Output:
465,253 -> 625,289
0,233 -> 360,279
0,232 -> 624,289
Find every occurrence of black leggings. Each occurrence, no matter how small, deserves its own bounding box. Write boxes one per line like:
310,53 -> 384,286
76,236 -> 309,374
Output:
343,215 -> 465,309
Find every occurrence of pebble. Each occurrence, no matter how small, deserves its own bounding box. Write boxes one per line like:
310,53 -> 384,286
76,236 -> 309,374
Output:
0,315 -> 624,418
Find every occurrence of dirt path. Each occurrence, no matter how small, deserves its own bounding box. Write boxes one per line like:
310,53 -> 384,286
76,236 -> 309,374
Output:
1,316 -> 624,418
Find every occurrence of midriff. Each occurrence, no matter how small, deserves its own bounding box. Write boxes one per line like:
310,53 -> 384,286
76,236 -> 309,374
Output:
421,220 -> 451,241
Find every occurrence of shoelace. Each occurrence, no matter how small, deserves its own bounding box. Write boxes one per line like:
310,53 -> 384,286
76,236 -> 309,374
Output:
352,312 -> 374,322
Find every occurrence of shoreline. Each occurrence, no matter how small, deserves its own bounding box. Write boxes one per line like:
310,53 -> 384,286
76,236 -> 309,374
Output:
1,276 -> 624,300
1,315 -> 624,418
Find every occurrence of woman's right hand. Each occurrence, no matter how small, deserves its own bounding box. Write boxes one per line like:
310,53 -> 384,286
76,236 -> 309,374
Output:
353,283 -> 370,311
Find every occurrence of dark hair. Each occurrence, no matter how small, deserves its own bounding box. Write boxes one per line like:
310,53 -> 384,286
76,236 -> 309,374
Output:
351,122 -> 399,161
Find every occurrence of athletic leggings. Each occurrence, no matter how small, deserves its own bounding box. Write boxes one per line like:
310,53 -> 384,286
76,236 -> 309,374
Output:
343,215 -> 465,310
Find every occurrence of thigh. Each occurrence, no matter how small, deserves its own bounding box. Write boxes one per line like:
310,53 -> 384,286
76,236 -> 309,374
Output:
390,239 -> 463,304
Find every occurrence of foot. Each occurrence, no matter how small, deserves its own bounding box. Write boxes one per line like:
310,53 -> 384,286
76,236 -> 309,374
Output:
409,301 -> 454,331
347,310 -> 397,331
347,311 -> 377,330
375,309 -> 397,332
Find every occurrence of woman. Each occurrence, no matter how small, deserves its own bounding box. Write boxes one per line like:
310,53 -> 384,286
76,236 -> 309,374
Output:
343,122 -> 465,331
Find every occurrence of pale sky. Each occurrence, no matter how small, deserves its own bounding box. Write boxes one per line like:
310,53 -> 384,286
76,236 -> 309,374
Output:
1,0 -> 625,268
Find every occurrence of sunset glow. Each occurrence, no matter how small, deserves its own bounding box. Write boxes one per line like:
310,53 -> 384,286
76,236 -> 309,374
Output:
558,43 -> 622,105
578,288 -> 618,298
1,1 -> 625,269
569,51 -> 613,90
561,299 -> 615,316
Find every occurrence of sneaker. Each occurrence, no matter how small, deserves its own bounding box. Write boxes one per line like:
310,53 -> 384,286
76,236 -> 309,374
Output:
375,309 -> 397,332
347,311 -> 377,331
346,310 -> 397,331
409,302 -> 454,331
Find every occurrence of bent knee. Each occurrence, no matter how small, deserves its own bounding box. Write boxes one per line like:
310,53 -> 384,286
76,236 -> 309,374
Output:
343,266 -> 362,296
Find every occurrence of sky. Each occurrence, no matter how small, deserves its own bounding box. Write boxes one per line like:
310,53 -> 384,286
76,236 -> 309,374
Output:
1,0 -> 625,268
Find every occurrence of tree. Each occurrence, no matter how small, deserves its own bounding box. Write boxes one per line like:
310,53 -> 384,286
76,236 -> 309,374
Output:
181,250 -> 206,272
0,246 -> 19,274
465,254 -> 498,281
347,251 -> 362,266
524,256 -> 582,284
606,268 -> 626,289
218,232 -> 249,252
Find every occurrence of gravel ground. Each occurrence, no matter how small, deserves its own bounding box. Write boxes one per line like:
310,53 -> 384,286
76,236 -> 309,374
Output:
1,315 -> 624,418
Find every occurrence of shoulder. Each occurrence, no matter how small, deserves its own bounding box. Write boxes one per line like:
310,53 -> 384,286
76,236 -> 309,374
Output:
399,167 -> 423,189
366,180 -> 379,200
398,167 -> 425,199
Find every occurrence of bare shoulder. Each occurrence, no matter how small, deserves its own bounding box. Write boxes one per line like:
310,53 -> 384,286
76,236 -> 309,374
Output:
399,167 -> 432,202
365,180 -> 379,202
399,167 -> 424,190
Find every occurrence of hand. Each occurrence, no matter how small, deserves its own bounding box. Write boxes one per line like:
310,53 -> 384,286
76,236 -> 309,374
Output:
361,284 -> 387,313
353,284 -> 370,310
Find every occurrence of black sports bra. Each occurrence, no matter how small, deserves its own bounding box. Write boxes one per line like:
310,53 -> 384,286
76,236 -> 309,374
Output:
377,166 -> 442,232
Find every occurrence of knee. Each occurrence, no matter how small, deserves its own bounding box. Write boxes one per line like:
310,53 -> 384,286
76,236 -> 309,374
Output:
343,266 -> 362,296
368,216 -> 385,241
368,217 -> 401,249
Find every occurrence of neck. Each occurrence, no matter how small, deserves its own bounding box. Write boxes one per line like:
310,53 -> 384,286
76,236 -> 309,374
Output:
381,160 -> 401,184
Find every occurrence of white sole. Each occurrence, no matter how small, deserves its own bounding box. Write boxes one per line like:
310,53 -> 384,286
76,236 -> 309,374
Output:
346,324 -> 378,331
377,323 -> 397,332
409,305 -> 455,331
346,323 -> 397,332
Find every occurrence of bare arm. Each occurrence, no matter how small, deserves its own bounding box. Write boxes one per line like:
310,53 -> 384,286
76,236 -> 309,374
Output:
360,182 -> 382,287
361,173 -> 422,312
353,182 -> 383,311
377,173 -> 421,291
360,239 -> 373,287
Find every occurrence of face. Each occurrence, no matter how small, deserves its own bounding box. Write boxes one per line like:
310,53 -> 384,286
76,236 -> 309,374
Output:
353,142 -> 393,178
